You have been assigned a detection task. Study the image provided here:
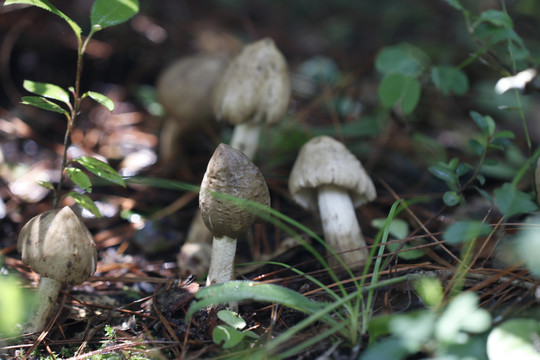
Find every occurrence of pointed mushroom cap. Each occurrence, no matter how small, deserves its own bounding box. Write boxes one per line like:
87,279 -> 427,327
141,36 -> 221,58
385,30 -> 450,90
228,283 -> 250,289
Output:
213,38 -> 290,126
199,143 -> 270,238
156,53 -> 229,126
17,206 -> 98,286
288,136 -> 376,211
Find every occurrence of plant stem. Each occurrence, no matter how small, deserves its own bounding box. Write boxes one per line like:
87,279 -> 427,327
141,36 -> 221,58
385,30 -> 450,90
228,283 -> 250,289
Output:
52,33 -> 90,209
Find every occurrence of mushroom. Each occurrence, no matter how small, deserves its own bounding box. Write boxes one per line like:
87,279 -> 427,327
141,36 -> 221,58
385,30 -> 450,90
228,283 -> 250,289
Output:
213,38 -> 290,159
156,53 -> 229,165
17,206 -> 97,334
288,136 -> 376,267
199,143 -> 270,285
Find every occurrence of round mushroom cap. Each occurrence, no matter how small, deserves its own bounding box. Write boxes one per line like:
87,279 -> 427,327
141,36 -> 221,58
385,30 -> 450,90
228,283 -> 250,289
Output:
17,206 -> 98,286
156,53 -> 229,127
199,143 -> 270,238
288,136 -> 376,211
213,38 -> 290,126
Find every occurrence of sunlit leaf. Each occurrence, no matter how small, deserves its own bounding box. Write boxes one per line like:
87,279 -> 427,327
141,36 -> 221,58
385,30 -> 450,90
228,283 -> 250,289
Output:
83,91 -> 114,112
23,80 -> 70,106
66,191 -> 101,218
185,281 -> 329,321
37,180 -> 55,190
21,96 -> 68,115
435,292 -> 491,343
91,0 -> 139,30
414,277 -> 443,307
487,319 -> 540,360
217,310 -> 246,330
74,156 -> 126,187
65,167 -> 92,192
516,216 -> 540,278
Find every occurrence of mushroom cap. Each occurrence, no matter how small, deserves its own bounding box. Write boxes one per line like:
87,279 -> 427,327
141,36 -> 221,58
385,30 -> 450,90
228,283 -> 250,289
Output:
156,53 -> 229,127
288,136 -> 376,211
199,143 -> 270,238
17,206 -> 98,286
212,38 -> 290,126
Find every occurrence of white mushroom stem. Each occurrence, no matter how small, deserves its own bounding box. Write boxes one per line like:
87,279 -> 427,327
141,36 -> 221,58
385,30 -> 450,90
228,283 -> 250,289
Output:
206,235 -> 237,286
230,122 -> 262,160
24,277 -> 62,334
317,184 -> 368,266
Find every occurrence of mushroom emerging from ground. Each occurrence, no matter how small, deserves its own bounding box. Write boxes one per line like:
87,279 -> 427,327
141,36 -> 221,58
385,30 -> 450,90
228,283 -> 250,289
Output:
156,53 -> 229,165
288,136 -> 376,267
199,143 -> 270,285
17,206 -> 97,334
213,38 -> 290,159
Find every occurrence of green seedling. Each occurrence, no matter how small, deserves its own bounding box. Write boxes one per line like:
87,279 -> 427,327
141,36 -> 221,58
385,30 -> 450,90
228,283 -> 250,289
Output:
212,310 -> 259,350
4,0 -> 139,216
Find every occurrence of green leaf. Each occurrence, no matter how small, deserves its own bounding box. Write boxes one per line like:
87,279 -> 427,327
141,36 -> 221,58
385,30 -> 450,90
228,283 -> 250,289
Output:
516,216 -> 540,277
65,167 -> 92,192
372,218 -> 424,260
389,310 -> 436,351
431,65 -> 469,96
4,0 -> 81,39
435,292 -> 491,343
443,220 -> 491,245
468,138 -> 484,156
23,80 -> 70,106
375,44 -> 428,77
414,277 -> 442,307
74,156 -> 126,187
66,191 -> 101,218
37,180 -> 55,190
90,0 -> 139,30
217,310 -> 246,330
476,9 -> 513,29
470,111 -> 495,136
487,319 -> 540,360
442,0 -> 464,11
212,325 -> 245,349
428,165 -> 456,183
494,183 -> 538,217
83,91 -> 114,112
379,73 -> 420,114
185,281 -> 329,321
443,191 -> 461,207
21,96 -> 68,115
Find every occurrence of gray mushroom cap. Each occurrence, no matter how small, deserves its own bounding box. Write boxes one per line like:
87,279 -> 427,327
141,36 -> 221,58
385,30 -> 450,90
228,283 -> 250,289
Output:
212,38 -> 290,126
17,206 -> 98,286
288,136 -> 376,211
199,143 -> 270,239
156,53 -> 229,126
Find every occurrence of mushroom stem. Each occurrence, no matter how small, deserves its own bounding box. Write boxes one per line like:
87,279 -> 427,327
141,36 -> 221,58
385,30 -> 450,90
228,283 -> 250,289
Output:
24,277 -> 62,334
317,184 -> 368,266
230,122 -> 262,160
206,235 -> 237,286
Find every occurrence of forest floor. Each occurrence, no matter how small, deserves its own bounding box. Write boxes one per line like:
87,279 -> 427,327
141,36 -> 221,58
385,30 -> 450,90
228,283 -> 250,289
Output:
1,0 -> 540,359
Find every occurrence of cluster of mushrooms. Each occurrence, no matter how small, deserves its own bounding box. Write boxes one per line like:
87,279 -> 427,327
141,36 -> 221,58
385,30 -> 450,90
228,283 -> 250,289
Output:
16,38 -> 377,334
158,37 -> 377,284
